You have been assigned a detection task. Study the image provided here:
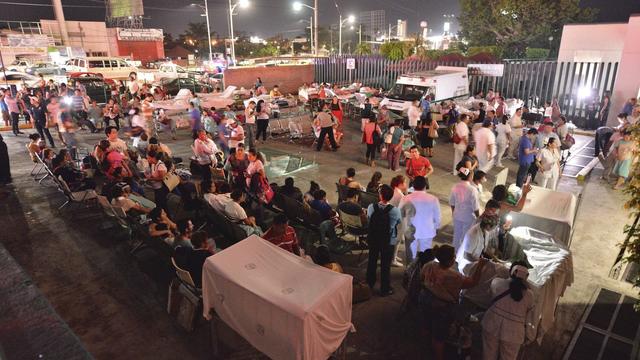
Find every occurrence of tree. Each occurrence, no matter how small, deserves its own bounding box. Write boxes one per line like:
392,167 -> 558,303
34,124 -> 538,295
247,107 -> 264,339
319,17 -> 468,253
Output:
458,0 -> 596,57
620,125 -> 640,309
380,41 -> 412,60
354,43 -> 372,55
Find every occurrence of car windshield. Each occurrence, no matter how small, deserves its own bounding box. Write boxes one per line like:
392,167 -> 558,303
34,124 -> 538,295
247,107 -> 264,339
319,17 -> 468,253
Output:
387,83 -> 430,101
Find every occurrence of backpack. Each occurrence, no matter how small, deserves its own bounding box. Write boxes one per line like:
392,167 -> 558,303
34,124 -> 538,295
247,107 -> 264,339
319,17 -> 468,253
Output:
368,203 -> 393,245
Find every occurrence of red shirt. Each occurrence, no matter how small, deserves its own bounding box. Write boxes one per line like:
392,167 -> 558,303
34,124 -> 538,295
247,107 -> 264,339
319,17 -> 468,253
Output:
263,226 -> 300,254
406,156 -> 431,178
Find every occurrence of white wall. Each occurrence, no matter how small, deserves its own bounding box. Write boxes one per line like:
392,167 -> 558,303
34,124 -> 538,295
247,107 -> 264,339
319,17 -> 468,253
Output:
557,23 -> 628,63
40,20 -> 112,56
609,15 -> 640,126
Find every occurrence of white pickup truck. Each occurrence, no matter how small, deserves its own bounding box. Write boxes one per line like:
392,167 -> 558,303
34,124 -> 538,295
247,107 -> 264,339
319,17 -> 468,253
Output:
380,66 -> 469,113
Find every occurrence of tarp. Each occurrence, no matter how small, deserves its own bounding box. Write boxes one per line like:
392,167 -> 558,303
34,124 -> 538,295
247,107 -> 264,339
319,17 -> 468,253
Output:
509,186 -> 578,246
202,236 -> 354,360
463,226 -> 573,343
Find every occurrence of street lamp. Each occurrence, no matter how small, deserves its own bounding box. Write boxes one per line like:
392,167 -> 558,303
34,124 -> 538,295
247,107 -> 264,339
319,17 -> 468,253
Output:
228,0 -> 250,66
293,1 -> 318,56
191,2 -> 213,63
337,14 -> 355,56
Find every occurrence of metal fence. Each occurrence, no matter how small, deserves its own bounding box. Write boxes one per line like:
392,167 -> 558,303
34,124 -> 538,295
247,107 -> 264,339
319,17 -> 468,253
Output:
314,56 -> 619,122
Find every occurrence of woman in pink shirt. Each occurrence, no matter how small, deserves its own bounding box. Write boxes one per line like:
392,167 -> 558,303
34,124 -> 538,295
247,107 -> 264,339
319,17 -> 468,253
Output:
363,117 -> 382,167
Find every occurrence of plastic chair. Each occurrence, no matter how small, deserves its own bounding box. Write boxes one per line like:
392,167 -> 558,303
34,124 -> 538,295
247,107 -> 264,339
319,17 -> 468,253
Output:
338,209 -> 369,263
56,177 -> 98,210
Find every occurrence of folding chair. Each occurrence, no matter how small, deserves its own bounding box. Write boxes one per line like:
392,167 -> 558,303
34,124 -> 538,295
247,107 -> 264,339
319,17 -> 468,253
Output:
338,209 -> 369,265
168,257 -> 203,332
55,176 -> 98,211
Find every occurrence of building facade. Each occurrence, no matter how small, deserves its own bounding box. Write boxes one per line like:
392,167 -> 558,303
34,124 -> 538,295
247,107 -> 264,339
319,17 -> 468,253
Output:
358,10 -> 385,41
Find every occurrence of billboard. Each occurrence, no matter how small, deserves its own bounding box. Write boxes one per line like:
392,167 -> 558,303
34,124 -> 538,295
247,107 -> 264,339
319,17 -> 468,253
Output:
467,63 -> 505,77
107,0 -> 144,18
117,28 -> 163,41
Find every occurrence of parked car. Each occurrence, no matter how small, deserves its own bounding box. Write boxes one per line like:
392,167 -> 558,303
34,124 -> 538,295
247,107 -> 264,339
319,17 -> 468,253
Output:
70,76 -> 112,104
0,71 -> 40,90
26,62 -> 66,76
154,63 -> 197,81
7,59 -> 33,72
63,57 -> 138,80
157,77 -> 213,96
68,72 -> 116,86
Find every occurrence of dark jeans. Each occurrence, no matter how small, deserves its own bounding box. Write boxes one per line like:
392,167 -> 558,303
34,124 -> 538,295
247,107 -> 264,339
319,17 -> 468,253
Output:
595,131 -> 613,157
516,162 -> 531,188
365,143 -> 377,161
256,119 -> 269,141
366,241 -> 393,292
528,162 -> 539,183
104,116 -> 120,130
154,185 -> 169,212
316,126 -> 338,151
10,112 -> 19,134
35,123 -> 55,147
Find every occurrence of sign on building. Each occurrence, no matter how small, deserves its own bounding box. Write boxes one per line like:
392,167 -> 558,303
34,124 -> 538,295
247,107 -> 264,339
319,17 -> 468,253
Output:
346,58 -> 356,70
467,63 -> 504,77
116,28 -> 163,41
5,34 -> 52,48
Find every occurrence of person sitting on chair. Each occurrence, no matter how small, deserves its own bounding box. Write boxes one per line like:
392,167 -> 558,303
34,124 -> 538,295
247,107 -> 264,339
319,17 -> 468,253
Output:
263,214 -> 301,255
337,188 -> 368,229
174,231 -> 214,288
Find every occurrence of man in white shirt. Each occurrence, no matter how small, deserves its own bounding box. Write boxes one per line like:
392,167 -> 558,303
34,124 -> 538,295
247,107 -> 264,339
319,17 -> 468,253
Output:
202,180 -> 233,212
455,214 -> 499,275
453,114 -> 470,175
389,174 -> 408,267
228,120 -> 245,151
509,107 -> 524,159
474,119 -> 497,173
399,176 -> 441,264
105,126 -> 128,154
223,190 -> 263,236
244,100 -> 256,149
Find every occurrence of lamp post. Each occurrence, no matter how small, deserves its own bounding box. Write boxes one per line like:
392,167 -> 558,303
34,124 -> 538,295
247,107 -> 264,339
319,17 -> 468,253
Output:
293,1 -> 318,56
337,14 -> 355,56
191,1 -> 213,63
228,0 -> 250,66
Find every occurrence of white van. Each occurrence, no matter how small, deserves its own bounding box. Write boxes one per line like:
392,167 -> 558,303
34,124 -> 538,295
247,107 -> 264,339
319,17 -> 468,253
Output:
380,66 -> 469,113
63,57 -> 138,80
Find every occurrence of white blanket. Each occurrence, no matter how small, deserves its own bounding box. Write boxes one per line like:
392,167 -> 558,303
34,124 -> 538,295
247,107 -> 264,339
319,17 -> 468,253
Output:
202,236 -> 354,360
463,226 -> 573,342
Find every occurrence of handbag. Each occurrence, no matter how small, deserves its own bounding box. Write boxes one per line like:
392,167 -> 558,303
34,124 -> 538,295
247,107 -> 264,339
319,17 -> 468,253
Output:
163,171 -> 180,191
384,126 -> 395,144
428,122 -> 439,138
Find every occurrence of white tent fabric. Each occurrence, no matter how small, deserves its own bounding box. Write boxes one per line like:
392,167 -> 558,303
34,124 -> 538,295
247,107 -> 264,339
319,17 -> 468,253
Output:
202,236 -> 354,360
463,226 -> 573,343
509,186 -> 578,246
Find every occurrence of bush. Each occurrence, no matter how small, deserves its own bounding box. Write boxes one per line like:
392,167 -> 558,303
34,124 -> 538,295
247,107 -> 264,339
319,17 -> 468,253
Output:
468,45 -> 503,59
525,48 -> 550,59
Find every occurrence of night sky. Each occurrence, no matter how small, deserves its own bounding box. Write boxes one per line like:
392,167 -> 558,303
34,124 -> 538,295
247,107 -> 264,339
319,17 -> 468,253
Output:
1,0 -> 639,38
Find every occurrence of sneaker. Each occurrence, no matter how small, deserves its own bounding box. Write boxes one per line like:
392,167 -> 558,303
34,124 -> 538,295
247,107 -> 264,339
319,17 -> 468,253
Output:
391,261 -> 404,268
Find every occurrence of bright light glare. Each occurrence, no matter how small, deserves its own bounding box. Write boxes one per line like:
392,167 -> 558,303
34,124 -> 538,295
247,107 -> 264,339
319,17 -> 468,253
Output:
63,96 -> 72,105
350,25 -> 354,30
292,2 -> 302,11
238,0 -> 249,8
347,15 -> 355,23
577,86 -> 591,99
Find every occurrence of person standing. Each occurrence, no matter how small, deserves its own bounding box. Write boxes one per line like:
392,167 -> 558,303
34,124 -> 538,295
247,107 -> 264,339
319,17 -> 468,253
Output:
244,100 -> 256,149
0,134 -> 11,184
188,102 -> 202,139
4,89 -> 22,135
536,137 -> 561,190
389,175 -> 407,267
474,119 -> 496,173
509,107 -> 524,159
363,117 -> 382,166
449,167 -> 480,251
145,149 -> 169,212
70,89 -> 97,133
227,120 -> 245,152
193,129 -> 219,182
420,114 -> 439,157
399,176 -> 440,264
408,99 -> 421,130
386,119 -> 405,171
612,130 -> 636,190
31,96 -> 55,148
406,145 -> 434,188
453,114 -> 470,175
366,185 -> 401,296
482,263 -> 534,360
255,99 -> 270,143
0,91 -> 9,127
330,97 -> 343,128
495,115 -> 511,167
314,103 -> 339,152
516,129 -> 539,188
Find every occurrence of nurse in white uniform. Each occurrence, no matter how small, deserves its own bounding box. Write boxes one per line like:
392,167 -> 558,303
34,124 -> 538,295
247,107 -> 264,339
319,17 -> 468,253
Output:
482,263 -> 535,360
455,214 -> 499,275
449,167 -> 480,251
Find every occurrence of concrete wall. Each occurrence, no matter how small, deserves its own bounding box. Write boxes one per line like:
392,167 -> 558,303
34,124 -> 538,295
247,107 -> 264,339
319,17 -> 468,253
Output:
223,65 -> 314,94
40,20 -> 112,56
558,23 -> 628,63
609,15 -> 640,126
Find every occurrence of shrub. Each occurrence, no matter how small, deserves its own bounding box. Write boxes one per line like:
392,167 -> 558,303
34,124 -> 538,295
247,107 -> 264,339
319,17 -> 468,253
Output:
525,48 -> 550,59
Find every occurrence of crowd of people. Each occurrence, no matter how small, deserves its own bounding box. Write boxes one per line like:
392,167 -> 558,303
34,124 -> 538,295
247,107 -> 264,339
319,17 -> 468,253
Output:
7,68 -> 640,360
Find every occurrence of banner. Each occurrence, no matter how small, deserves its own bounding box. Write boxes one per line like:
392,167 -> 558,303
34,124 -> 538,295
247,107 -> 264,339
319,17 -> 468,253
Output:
116,28 -> 163,41
467,63 -> 504,77
5,34 -> 51,48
